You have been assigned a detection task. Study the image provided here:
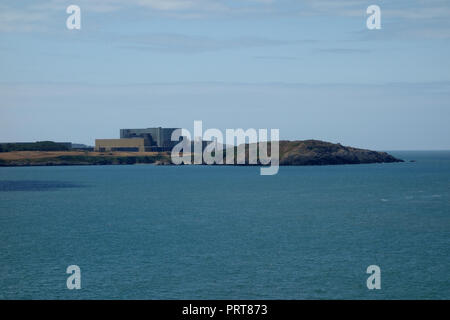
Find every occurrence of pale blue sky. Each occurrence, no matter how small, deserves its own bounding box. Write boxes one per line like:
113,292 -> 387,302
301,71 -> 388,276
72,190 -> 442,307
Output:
1,0 -> 450,150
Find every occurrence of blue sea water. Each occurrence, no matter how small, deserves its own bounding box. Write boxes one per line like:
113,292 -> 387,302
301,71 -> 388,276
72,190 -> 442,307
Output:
0,151 -> 449,299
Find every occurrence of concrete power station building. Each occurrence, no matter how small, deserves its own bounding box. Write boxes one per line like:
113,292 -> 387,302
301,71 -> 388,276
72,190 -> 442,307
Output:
95,127 -> 180,152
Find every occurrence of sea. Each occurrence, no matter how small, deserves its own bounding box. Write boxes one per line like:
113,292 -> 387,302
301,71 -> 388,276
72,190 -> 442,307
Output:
0,151 -> 449,299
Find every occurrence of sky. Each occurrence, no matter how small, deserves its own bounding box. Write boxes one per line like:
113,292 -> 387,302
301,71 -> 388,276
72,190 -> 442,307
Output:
0,0 -> 449,150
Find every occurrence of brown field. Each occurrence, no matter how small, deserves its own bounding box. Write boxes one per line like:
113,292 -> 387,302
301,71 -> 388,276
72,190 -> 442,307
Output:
0,151 -> 164,160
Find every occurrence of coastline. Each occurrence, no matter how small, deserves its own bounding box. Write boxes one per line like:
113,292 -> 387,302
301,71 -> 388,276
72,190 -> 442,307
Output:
0,140 -> 404,167
0,151 -> 168,167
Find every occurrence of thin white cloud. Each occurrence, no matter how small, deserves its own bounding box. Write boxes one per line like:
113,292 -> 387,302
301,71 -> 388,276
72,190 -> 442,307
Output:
1,0 -> 450,40
117,33 -> 311,53
135,0 -> 219,11
0,5 -> 50,32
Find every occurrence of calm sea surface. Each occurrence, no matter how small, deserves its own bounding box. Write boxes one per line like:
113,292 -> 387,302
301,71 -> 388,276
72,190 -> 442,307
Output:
0,151 -> 449,299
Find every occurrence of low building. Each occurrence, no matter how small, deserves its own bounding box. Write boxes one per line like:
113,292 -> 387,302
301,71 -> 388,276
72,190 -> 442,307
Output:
71,143 -> 94,151
95,127 -> 184,152
95,138 -> 145,152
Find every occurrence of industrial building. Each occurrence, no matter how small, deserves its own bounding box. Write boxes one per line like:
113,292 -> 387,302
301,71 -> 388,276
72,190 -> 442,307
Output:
95,127 -> 181,152
120,127 -> 180,150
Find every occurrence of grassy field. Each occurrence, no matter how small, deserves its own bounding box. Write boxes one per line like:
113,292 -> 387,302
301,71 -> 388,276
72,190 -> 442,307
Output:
0,151 -> 162,160
0,151 -> 171,166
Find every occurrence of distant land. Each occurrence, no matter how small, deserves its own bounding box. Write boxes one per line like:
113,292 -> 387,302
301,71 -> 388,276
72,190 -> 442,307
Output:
0,140 -> 403,167
276,140 -> 402,165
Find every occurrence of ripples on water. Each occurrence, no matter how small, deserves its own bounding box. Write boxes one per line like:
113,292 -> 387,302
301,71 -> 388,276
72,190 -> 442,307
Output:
0,151 -> 449,299
0,180 -> 84,192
